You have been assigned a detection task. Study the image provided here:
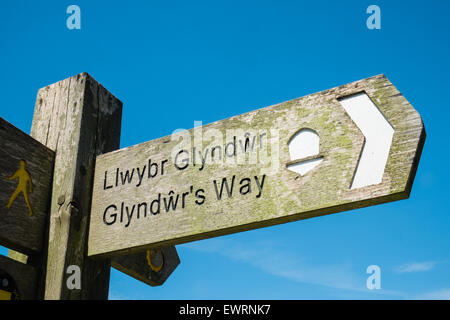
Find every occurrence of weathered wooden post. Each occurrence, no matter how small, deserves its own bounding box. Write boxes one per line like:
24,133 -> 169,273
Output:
13,73 -> 123,299
6,73 -> 181,299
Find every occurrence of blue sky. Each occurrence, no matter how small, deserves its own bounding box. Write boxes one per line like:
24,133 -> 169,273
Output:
1,0 -> 449,299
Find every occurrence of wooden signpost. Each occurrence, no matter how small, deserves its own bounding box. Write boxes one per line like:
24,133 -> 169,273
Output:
87,74 -> 425,259
0,73 -> 425,300
0,117 -> 54,254
1,73 -> 180,299
0,117 -> 53,299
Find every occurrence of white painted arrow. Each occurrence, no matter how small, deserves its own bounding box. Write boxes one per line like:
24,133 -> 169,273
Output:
338,92 -> 394,189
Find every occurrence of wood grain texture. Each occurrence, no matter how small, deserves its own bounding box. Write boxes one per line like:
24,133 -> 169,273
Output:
0,117 -> 54,254
0,254 -> 38,299
29,73 -> 122,299
112,246 -> 180,287
88,74 -> 425,258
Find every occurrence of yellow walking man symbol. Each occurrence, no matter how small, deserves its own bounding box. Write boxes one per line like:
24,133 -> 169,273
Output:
6,160 -> 33,216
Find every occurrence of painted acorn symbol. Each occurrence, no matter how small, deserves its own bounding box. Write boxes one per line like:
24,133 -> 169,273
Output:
286,128 -> 323,176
